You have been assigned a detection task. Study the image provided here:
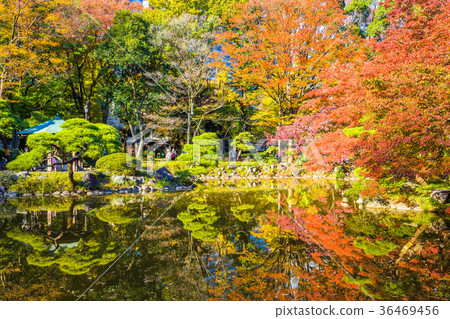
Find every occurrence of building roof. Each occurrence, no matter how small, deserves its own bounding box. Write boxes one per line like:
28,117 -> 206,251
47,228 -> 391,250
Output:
19,116 -> 65,135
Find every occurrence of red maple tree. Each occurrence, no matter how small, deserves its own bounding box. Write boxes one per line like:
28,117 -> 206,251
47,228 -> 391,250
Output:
279,0 -> 450,181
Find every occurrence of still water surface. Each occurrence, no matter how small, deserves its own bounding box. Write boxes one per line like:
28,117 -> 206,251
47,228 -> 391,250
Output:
0,180 -> 448,300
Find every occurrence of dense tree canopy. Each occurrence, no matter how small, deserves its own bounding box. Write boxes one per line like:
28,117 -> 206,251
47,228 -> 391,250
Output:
0,0 -> 447,192
219,0 -> 364,128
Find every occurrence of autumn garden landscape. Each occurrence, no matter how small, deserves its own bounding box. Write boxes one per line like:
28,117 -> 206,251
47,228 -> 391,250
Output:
0,0 -> 448,302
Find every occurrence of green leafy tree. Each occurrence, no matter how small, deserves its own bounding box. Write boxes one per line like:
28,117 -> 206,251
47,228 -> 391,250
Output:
345,0 -> 394,38
367,0 -> 394,38
147,0 -> 245,19
178,132 -> 221,166
0,99 -> 26,156
154,14 -> 225,144
230,131 -> 256,160
7,119 -> 120,187
96,10 -> 163,159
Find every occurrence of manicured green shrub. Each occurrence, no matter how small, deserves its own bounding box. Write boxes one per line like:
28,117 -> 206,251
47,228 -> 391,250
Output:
158,161 -> 189,173
155,179 -> 171,188
9,172 -> 85,193
178,133 -> 221,167
96,153 -> 140,176
188,166 -> 208,176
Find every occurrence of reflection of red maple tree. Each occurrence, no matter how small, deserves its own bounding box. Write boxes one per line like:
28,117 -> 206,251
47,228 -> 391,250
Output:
209,187 -> 449,301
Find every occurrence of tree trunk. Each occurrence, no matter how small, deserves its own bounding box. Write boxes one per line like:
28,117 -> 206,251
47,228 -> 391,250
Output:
47,153 -> 52,172
11,129 -> 19,150
165,145 -> 172,161
0,70 -> 6,100
68,162 -> 76,190
0,136 -> 9,157
415,174 -> 428,187
187,97 -> 194,144
136,139 -> 145,160
277,138 -> 281,163
84,99 -> 91,121
102,107 -> 109,124
288,139 -> 293,164
396,224 -> 428,264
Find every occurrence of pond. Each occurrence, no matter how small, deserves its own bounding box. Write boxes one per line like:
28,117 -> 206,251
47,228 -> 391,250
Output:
0,179 -> 448,301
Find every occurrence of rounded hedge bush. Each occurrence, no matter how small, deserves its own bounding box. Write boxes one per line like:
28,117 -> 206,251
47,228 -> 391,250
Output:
96,153 -> 140,176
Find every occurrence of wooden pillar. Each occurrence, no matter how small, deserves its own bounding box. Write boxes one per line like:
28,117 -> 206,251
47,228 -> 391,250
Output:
30,211 -> 35,230
47,210 -> 52,228
47,153 -> 52,172
72,152 -> 78,172
288,140 -> 293,164
72,209 -> 77,225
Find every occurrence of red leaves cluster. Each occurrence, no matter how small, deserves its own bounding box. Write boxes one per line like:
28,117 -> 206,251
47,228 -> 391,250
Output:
79,0 -> 141,30
219,0 -> 364,124
278,0 -> 450,180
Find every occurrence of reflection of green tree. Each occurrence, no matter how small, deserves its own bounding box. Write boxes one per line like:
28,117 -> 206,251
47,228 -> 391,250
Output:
0,244 -> 13,271
383,281 -> 406,298
354,237 -> 397,256
231,204 -> 255,222
25,239 -> 119,275
346,212 -> 416,238
0,202 -> 17,219
178,200 -> 219,242
26,252 -> 59,267
57,240 -> 119,275
7,227 -> 120,275
7,228 -> 50,251
293,186 -> 314,208
95,205 -> 140,224
8,198 -> 85,213
383,219 -> 415,238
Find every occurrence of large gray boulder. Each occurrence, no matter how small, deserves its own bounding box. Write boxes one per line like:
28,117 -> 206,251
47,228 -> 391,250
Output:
146,179 -> 156,186
129,176 -> 145,185
82,172 -> 98,190
17,171 -> 30,178
4,192 -> 19,199
112,175 -> 126,185
155,167 -> 174,181
365,197 -> 390,209
431,189 -> 450,204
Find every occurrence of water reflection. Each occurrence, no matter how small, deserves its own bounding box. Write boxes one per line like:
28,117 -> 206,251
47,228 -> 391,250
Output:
0,180 -> 448,301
